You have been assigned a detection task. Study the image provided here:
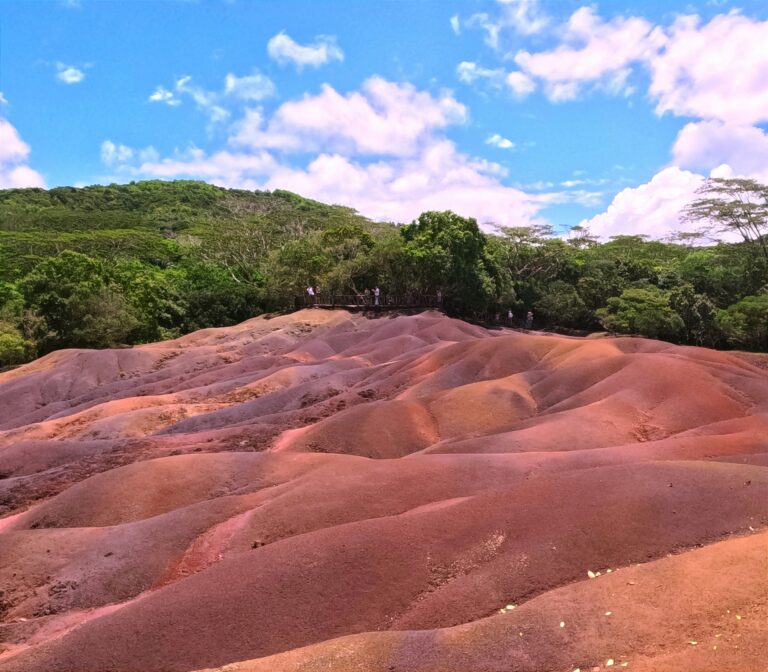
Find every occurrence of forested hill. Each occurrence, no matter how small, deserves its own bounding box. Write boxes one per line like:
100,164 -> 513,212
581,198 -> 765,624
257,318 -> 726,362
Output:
0,178 -> 767,367
0,180 -> 368,282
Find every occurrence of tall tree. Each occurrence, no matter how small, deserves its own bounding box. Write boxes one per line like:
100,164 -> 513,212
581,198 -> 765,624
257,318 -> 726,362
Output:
683,178 -> 768,262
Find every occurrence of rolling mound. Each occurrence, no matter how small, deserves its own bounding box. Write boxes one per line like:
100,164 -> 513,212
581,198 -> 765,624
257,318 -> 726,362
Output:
0,310 -> 766,672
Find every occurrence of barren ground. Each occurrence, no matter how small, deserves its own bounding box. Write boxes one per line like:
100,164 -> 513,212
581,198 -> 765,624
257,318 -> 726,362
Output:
0,310 -> 765,672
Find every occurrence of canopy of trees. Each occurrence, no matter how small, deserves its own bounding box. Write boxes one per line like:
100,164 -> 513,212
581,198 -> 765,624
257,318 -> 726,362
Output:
1,178 -> 766,368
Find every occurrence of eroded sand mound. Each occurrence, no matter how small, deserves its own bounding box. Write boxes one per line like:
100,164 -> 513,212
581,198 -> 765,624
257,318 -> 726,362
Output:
0,310 -> 765,672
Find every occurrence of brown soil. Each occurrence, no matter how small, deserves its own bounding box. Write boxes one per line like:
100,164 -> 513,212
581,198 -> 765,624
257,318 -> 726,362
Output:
0,309 -> 765,672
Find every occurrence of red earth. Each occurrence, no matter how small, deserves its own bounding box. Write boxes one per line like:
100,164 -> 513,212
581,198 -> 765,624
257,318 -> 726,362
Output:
0,309 -> 765,672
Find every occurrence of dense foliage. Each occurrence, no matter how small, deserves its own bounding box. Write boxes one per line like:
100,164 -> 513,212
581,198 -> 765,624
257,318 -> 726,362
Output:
0,179 -> 766,368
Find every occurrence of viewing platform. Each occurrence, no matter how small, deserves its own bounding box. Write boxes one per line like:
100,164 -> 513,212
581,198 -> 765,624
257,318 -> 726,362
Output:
295,293 -> 442,311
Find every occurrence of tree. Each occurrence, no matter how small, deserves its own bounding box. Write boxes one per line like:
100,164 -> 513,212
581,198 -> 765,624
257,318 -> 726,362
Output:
683,178 -> 768,263
669,284 -> 720,346
0,322 -> 34,369
400,211 -> 499,315
717,293 -> 768,351
597,287 -> 684,341
535,281 -> 590,328
18,251 -> 138,350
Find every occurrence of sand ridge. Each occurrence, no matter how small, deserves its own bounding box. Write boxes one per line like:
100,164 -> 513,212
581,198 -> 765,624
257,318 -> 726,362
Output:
0,309 -> 766,671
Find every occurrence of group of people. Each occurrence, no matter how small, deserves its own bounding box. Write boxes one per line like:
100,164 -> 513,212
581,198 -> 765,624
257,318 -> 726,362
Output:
361,286 -> 382,306
305,285 -> 530,325
305,285 -> 382,306
498,309 -> 534,329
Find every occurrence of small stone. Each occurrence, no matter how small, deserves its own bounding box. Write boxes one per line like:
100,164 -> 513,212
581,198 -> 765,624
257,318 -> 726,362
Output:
689,641 -> 697,646
736,614 -> 742,620
606,659 -> 615,667
560,621 -> 566,628
588,570 -> 596,579
506,604 -> 516,610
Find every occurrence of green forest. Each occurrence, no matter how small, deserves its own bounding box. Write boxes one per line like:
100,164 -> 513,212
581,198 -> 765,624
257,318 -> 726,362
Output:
1,178 -> 766,368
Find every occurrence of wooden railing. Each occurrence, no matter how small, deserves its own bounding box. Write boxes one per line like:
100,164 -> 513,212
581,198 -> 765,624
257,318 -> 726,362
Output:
295,293 -> 442,310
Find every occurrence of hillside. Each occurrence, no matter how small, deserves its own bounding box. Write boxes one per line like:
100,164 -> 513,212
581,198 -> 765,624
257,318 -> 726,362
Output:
1,180 -> 767,370
0,180 -> 368,282
0,310 -> 766,671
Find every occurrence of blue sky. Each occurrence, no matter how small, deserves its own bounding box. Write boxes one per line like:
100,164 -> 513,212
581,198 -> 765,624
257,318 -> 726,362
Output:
1,0 -> 767,237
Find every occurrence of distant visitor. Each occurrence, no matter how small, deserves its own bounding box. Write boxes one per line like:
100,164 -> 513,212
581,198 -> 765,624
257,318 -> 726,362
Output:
525,310 -> 534,329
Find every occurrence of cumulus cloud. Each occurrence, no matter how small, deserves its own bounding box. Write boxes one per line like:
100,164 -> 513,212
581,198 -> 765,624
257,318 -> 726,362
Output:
648,12 -> 768,125
140,147 -> 277,181
672,120 -> 768,182
0,118 -> 46,188
102,78 -> 543,228
55,62 -> 86,84
486,133 -> 515,150
514,7 -> 663,101
579,167 -> 704,239
230,77 -> 467,158
267,32 -> 344,70
0,92 -> 7,105
505,71 -> 536,97
450,15 -> 461,35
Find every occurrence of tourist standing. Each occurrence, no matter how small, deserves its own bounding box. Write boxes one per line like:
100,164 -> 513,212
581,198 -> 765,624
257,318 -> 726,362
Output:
306,285 -> 315,306
374,286 -> 380,306
525,310 -> 533,329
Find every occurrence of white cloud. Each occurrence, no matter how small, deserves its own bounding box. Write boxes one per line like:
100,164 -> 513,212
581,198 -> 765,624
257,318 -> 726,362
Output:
505,71 -> 536,97
260,141 -> 538,227
672,120 -> 768,182
486,133 -> 515,150
450,14 -> 461,35
514,7 -> 663,101
140,147 -> 277,181
100,140 -> 135,166
55,62 -> 86,84
0,92 -> 7,106
100,140 -> 159,173
456,61 -> 506,87
0,118 -> 46,188
148,86 -> 181,106
579,167 -> 704,239
648,12 -> 768,125
148,70 -> 275,122
497,0 -> 550,35
223,72 -> 276,101
231,77 -> 467,157
267,32 -> 344,70
99,78 -> 544,229
467,0 -> 549,49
